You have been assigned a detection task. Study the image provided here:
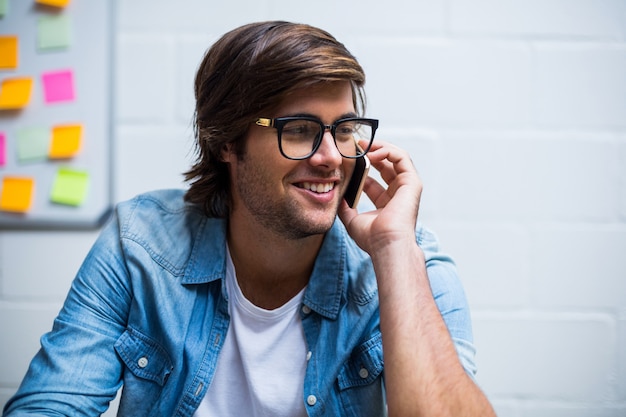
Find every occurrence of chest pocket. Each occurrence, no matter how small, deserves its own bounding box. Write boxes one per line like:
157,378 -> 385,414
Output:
336,332 -> 386,416
115,328 -> 173,386
338,332 -> 384,389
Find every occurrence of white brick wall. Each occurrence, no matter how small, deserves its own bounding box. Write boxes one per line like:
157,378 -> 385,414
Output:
1,1 -> 625,416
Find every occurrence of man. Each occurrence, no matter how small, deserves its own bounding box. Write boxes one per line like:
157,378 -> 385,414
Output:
4,21 -> 496,417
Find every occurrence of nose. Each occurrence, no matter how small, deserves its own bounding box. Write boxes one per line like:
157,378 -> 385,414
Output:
308,130 -> 342,168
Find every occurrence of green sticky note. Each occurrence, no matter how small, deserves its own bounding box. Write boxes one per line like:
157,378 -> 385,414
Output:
17,127 -> 49,163
50,167 -> 89,206
38,14 -> 71,50
0,0 -> 9,17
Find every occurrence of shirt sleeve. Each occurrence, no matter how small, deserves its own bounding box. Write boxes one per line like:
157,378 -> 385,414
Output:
3,214 -> 131,416
415,223 -> 478,380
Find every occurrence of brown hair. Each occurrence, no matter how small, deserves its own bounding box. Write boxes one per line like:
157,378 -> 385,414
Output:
184,21 -> 366,217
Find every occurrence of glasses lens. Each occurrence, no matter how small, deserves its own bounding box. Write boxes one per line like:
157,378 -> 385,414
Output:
277,118 -> 375,159
335,120 -> 373,157
280,119 -> 321,159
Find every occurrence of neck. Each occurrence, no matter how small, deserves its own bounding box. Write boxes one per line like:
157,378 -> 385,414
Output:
227,218 -> 325,310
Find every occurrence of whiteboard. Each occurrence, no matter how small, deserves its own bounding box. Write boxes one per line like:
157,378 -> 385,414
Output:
0,0 -> 113,229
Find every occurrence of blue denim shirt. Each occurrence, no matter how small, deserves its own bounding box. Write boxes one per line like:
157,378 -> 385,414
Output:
4,189 -> 476,417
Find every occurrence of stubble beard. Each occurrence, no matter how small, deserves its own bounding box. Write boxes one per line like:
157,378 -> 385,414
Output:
235,157 -> 339,241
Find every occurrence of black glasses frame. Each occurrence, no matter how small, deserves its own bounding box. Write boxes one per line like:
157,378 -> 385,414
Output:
255,116 -> 379,160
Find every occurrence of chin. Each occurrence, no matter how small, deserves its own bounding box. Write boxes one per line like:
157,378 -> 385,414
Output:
282,212 -> 337,240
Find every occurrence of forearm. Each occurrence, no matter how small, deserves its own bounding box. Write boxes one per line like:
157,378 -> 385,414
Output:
371,239 -> 496,417
4,219 -> 129,416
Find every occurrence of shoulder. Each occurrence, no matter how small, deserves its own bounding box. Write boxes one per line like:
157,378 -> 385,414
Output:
341,221 -> 465,311
110,189 -> 225,276
116,189 -> 194,219
115,189 -> 204,236
415,223 -> 473,340
414,223 -> 462,290
334,222 -> 378,305
415,223 -> 455,265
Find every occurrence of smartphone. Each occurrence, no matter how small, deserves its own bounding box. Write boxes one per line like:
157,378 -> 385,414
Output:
344,154 -> 370,208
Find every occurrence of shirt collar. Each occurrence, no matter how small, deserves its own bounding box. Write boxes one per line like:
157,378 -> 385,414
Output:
303,220 -> 347,320
181,217 -> 228,285
181,216 -> 348,320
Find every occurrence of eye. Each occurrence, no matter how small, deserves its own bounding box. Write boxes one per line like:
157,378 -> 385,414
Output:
335,122 -> 358,141
283,124 -> 308,135
337,125 -> 356,135
282,120 -> 319,139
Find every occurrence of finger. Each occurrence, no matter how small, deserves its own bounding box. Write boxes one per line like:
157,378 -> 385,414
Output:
374,147 -> 416,177
370,158 -> 397,186
366,141 -> 417,184
362,176 -> 392,208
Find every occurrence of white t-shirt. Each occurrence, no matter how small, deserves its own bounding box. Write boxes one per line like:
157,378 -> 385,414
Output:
193,247 -> 308,417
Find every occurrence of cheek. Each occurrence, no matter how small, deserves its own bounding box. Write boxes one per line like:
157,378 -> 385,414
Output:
233,153 -> 289,195
343,159 -> 356,184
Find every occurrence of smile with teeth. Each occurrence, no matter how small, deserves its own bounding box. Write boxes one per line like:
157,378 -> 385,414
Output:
298,182 -> 335,193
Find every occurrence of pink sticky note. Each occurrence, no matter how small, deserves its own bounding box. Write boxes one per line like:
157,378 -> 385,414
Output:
0,132 -> 5,166
42,69 -> 75,103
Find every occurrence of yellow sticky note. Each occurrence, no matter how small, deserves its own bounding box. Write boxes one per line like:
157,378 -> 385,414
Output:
0,176 -> 35,213
50,124 -> 82,159
0,77 -> 33,109
50,167 -> 89,206
36,0 -> 71,7
0,36 -> 18,69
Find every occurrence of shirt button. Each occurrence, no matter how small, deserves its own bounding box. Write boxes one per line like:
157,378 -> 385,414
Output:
302,305 -> 311,314
306,351 -> 312,361
359,367 -> 369,379
137,357 -> 148,368
306,395 -> 317,406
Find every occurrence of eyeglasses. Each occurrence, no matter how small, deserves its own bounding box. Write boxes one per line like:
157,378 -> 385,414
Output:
255,116 -> 379,160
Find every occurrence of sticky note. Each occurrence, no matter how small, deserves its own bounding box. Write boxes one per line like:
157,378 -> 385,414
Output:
17,127 -> 49,163
42,69 -> 75,103
0,0 -> 8,17
0,176 -> 35,213
0,77 -> 33,109
38,15 -> 72,50
50,167 -> 89,206
0,36 -> 18,69
0,132 -> 5,166
36,0 -> 71,7
50,124 -> 82,159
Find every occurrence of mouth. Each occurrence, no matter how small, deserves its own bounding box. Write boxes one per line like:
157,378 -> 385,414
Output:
296,181 -> 336,194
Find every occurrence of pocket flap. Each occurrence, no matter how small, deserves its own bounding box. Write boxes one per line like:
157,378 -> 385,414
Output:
115,328 -> 173,386
337,333 -> 384,390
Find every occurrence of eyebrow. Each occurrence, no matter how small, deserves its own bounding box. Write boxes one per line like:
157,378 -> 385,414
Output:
281,112 -> 359,122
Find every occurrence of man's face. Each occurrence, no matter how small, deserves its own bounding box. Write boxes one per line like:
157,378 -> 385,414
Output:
225,81 -> 357,240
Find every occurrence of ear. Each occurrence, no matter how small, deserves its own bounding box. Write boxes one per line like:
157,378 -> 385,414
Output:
220,143 -> 235,163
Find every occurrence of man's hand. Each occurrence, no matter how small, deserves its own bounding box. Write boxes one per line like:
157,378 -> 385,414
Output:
338,140 -> 497,417
338,140 -> 422,254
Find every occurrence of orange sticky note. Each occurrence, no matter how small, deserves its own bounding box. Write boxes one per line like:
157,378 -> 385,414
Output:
0,176 -> 35,213
36,0 -> 71,7
0,36 -> 18,69
50,124 -> 82,158
0,77 -> 33,109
